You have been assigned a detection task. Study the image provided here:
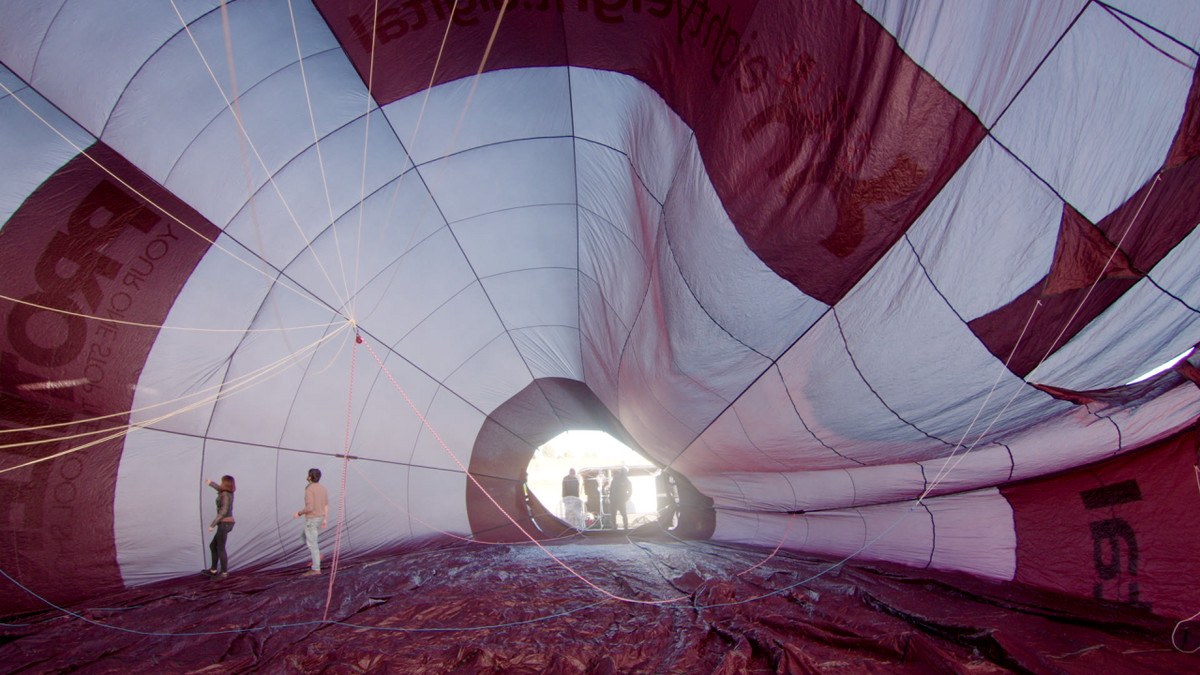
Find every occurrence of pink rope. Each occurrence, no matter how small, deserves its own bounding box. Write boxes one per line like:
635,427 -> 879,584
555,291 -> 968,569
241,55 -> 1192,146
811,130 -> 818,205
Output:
322,333 -> 358,622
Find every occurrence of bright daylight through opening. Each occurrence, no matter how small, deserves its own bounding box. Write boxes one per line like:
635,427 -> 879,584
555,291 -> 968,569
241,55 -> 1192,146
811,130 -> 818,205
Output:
1126,347 -> 1196,385
527,430 -> 659,531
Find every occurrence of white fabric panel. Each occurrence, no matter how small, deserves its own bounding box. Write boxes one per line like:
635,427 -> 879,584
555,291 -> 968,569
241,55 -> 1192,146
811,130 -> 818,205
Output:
709,364 -> 851,471
838,235 -> 1070,447
478,267 -> 581,382
0,0 -> 66,80
1103,383 -> 1200,453
442,335 -> 534,416
774,311 -> 936,464
905,138 -> 1060,321
690,399 -> 782,474
165,61 -> 381,231
664,141 -> 828,359
655,233 -> 772,406
115,428 -> 204,585
672,431 -> 754,476
0,67 -> 94,226
103,0 -> 342,185
304,177 -> 447,323
690,471 -> 809,512
382,66 -> 572,167
577,207 -> 647,336
278,334 -> 378,455
480,269 -> 577,331
4,0 -> 218,135
616,317 -> 709,457
1033,226 -> 1200,390
784,503 -> 937,571
613,242 -> 771,457
575,141 -> 659,263
510,326 -> 583,381
406,465 -> 471,537
220,112 -> 409,270
843,461 -> 930,507
131,238 -> 271,434
1108,0 -> 1200,51
925,490 -> 1016,579
569,66 -> 691,203
354,350 -> 443,464
1006,384 -> 1200,483
338,461 -> 418,553
353,227 -> 477,345
577,273 -> 630,413
917,444 -> 1015,497
395,283 -> 506,383
991,4 -> 1193,224
204,296 -> 345,450
854,502 -> 937,570
703,447 -> 1018,515
453,204 -> 578,279
713,489 -> 1017,580
860,0 -> 1087,126
1152,224 -> 1200,314
276,171 -> 449,317
426,137 -> 577,224
407,389 -> 486,475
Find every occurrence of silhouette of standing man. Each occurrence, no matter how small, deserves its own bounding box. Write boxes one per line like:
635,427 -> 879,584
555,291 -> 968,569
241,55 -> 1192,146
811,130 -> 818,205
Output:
293,468 -> 328,576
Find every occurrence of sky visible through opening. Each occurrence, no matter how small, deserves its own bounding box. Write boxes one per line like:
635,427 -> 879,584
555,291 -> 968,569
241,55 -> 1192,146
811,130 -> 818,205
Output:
527,430 -> 658,529
1125,347 -> 1196,384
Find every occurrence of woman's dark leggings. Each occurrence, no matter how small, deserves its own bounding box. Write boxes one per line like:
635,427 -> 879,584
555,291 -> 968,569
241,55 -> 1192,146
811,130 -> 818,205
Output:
209,522 -> 235,572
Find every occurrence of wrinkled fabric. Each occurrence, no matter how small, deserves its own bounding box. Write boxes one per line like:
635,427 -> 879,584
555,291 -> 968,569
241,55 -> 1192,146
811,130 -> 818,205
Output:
2,538 -> 1194,674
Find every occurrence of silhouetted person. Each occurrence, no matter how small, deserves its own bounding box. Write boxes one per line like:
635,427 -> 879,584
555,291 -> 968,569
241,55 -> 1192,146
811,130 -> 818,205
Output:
656,469 -> 678,530
561,468 -> 584,529
562,468 -> 580,498
583,470 -> 600,523
610,467 -> 632,530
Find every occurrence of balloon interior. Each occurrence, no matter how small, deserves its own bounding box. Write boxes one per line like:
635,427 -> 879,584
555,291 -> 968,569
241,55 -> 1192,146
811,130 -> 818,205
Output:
2,0 -> 1200,671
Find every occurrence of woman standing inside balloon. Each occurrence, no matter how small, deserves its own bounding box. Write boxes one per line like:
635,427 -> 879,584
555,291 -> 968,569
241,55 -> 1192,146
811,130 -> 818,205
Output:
203,475 -> 236,578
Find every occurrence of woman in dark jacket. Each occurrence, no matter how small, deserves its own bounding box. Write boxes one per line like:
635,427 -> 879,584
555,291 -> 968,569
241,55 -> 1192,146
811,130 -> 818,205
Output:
203,475 -> 236,578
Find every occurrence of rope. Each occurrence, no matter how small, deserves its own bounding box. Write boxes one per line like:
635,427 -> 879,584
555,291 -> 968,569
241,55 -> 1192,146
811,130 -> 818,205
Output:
323,332 -> 359,621
0,323 -> 354,474
1170,464 -> 1200,653
167,0 -> 351,313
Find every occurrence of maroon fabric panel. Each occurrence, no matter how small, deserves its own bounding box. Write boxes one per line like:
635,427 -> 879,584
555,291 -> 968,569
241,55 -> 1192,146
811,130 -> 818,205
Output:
313,0 -> 570,104
1030,369 -> 1186,409
968,277 -> 1140,378
0,143 -> 219,613
316,0 -> 986,305
1043,204 -> 1140,297
2,541 -> 1193,672
971,100 -> 1200,378
1002,427 -> 1200,619
1166,64 -> 1200,169
689,1 -> 986,304
1178,359 -> 1200,387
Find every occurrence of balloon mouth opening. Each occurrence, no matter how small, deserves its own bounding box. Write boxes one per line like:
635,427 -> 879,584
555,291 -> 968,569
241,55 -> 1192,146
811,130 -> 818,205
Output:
465,378 -> 713,542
